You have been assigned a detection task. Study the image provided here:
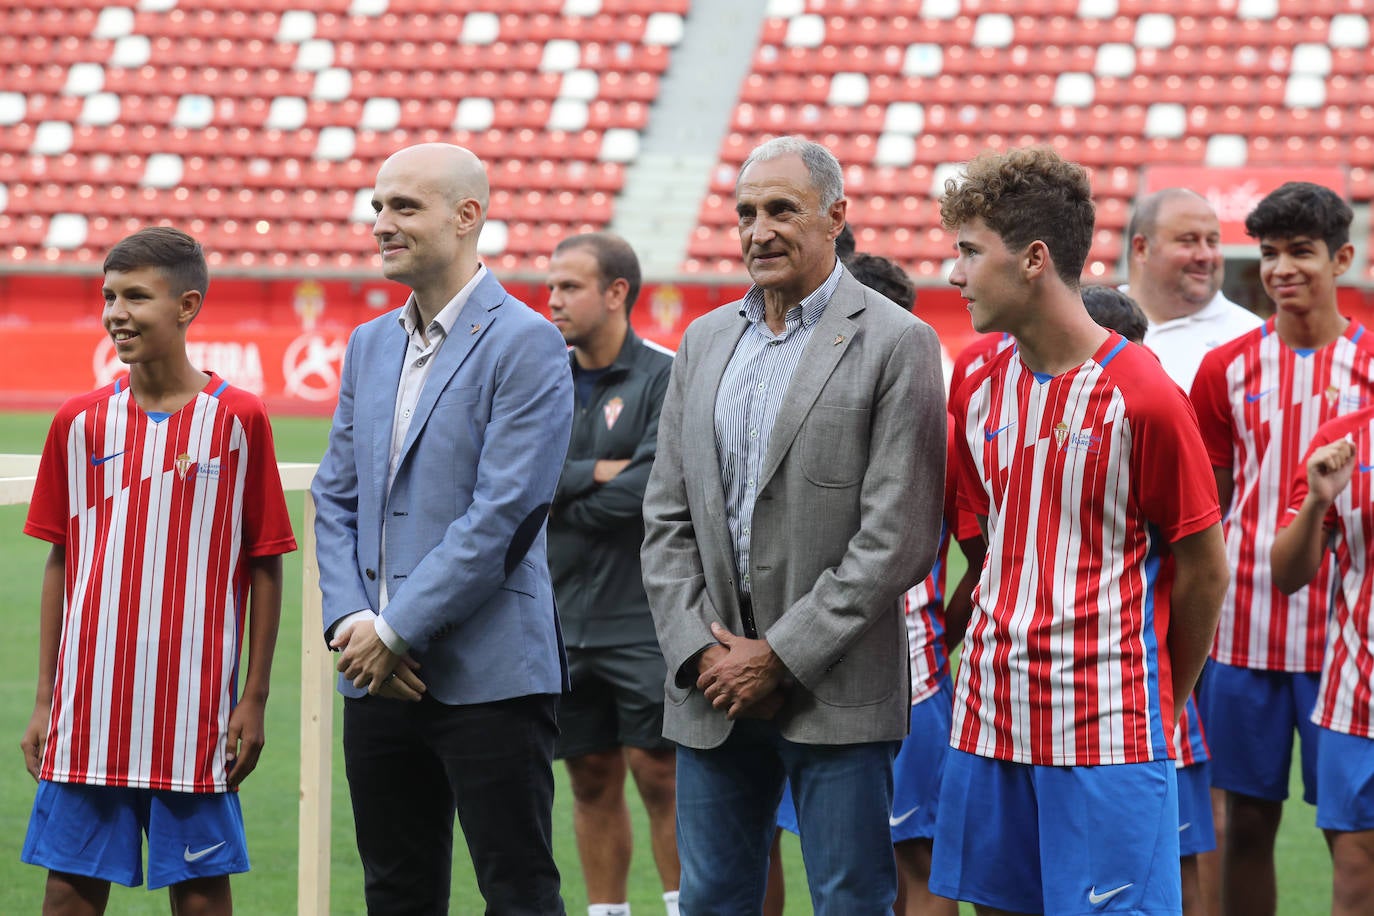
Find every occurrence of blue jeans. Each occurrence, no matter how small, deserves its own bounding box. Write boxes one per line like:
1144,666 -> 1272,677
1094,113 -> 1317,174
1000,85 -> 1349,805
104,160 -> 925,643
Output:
675,719 -> 899,916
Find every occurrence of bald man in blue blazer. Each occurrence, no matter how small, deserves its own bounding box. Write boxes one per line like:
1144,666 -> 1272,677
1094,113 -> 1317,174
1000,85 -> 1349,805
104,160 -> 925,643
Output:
312,143 -> 573,916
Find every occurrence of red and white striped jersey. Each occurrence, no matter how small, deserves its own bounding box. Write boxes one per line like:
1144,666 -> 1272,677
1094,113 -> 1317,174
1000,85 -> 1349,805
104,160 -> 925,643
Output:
24,374 -> 296,793
952,334 -> 1220,766
949,332 -> 1015,402
1281,407 -> 1374,737
1192,319 -> 1374,672
1175,694 -> 1208,767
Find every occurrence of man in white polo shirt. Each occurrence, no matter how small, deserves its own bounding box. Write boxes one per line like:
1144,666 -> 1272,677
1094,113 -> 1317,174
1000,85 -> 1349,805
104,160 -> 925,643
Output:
1126,186 -> 1262,916
1126,187 -> 1263,392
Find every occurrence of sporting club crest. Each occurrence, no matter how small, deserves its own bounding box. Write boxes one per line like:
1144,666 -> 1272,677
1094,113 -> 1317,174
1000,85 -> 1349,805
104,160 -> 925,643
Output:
604,396 -> 624,430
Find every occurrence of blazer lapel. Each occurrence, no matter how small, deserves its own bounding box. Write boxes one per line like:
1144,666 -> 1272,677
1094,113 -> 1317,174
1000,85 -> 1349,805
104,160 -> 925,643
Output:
396,275 -> 506,468
756,288 -> 862,491
370,318 -> 408,511
689,316 -> 748,526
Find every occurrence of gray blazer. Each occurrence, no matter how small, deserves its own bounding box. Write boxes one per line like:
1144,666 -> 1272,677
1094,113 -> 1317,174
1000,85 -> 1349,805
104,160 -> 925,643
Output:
642,270 -> 946,749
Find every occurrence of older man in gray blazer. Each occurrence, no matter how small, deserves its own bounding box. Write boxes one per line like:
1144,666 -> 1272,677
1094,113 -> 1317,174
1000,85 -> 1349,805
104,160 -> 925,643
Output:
642,136 -> 946,914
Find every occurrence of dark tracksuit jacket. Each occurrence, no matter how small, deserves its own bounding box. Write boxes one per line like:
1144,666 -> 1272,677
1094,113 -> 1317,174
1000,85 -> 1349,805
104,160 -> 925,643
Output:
548,329 -> 674,648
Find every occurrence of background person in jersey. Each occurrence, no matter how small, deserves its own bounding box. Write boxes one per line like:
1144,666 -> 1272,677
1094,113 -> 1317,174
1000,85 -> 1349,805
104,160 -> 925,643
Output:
311,143 -> 573,915
763,252 -> 975,916
641,135 -> 946,915
1272,409 -> 1374,916
1129,186 -> 1259,916
930,146 -> 1230,915
1126,188 -> 1263,393
19,227 -> 296,916
1082,283 -> 1218,915
1189,182 -> 1372,916
545,232 -> 681,916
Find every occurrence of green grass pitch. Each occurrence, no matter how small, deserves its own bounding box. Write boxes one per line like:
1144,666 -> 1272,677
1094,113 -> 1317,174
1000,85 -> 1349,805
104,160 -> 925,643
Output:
0,410 -> 1333,913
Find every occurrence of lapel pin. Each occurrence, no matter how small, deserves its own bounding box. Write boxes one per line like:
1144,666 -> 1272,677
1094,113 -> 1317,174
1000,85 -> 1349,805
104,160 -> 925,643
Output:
469,323 -> 482,335
833,334 -> 845,346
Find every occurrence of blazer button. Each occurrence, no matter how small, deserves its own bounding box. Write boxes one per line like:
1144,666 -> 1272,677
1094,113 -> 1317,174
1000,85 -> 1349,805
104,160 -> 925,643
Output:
366,568 -> 377,580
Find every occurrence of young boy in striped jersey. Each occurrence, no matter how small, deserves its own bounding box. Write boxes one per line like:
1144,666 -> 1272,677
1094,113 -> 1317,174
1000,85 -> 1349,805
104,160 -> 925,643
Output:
1272,406 -> 1374,915
20,227 -> 296,915
1190,182 -> 1373,915
931,147 -> 1230,914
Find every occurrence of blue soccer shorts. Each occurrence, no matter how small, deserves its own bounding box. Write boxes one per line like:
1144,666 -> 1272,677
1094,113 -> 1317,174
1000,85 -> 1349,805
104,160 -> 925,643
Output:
1176,759 -> 1217,857
930,750 -> 1181,914
23,780 -> 249,890
1202,661 -> 1320,803
1317,727 -> 1374,832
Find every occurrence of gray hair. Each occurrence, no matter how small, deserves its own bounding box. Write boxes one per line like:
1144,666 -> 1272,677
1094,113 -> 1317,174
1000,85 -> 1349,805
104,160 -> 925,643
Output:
737,136 -> 845,209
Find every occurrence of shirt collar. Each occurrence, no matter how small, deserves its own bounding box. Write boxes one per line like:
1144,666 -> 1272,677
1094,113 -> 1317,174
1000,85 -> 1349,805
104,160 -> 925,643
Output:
739,259 -> 844,329
397,264 -> 488,341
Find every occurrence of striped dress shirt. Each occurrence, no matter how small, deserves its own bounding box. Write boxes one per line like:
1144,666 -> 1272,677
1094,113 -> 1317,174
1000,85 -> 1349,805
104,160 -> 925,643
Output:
714,260 -> 844,601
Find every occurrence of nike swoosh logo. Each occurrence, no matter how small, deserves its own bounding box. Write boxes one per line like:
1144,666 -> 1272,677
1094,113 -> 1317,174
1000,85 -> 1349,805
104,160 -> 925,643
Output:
90,451 -> 125,466
984,422 -> 1015,441
1178,821 -> 1192,832
1088,883 -> 1134,905
1244,388 -> 1275,403
888,805 -> 920,827
1360,463 -> 1374,473
183,842 -> 225,862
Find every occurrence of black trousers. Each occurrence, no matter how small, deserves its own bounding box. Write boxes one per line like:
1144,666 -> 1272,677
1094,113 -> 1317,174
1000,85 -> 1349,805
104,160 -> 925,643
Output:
343,692 -> 565,916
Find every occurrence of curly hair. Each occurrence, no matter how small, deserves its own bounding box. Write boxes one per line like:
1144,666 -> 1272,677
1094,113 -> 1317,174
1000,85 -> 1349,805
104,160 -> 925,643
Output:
940,147 -> 1095,286
1244,181 -> 1352,254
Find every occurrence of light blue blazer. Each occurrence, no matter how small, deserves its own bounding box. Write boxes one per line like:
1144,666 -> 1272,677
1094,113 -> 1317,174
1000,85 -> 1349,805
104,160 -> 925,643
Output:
312,271 -> 574,704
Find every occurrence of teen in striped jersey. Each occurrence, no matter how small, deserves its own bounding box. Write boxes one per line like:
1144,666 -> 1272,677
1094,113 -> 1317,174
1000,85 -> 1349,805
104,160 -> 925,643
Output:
1190,182 -> 1371,916
929,147 -> 1229,915
20,228 -> 296,915
1273,408 -> 1374,915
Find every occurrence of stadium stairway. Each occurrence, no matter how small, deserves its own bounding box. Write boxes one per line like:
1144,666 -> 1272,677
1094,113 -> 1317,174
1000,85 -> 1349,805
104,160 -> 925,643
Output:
609,0 -> 768,276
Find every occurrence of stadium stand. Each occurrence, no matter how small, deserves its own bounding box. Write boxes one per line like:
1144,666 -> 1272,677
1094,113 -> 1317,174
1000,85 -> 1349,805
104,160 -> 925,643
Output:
687,0 -> 1374,278
0,0 -> 685,273
0,0 -> 1371,277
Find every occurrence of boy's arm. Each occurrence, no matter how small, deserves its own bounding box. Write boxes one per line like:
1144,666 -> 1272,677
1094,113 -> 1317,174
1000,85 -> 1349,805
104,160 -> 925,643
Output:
21,545 -> 64,781
225,554 -> 283,788
943,532 -> 986,651
1272,438 -> 1354,594
1167,524 -> 1229,717
1213,467 -> 1234,518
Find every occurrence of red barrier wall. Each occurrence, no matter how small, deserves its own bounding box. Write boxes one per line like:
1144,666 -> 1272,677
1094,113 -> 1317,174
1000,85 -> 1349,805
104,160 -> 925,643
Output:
4,272 -> 1373,416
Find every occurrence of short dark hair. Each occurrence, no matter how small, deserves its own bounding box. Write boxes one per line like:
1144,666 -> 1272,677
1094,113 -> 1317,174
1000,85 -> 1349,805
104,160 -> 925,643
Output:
553,232 -> 643,312
103,226 -> 209,297
940,146 -> 1095,286
847,252 -> 916,312
835,223 -> 856,263
1244,182 -> 1352,254
1081,285 -> 1148,345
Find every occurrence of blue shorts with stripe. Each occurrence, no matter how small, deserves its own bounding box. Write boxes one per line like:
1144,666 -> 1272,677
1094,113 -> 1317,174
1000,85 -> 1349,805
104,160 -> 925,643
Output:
23,781 -> 249,890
